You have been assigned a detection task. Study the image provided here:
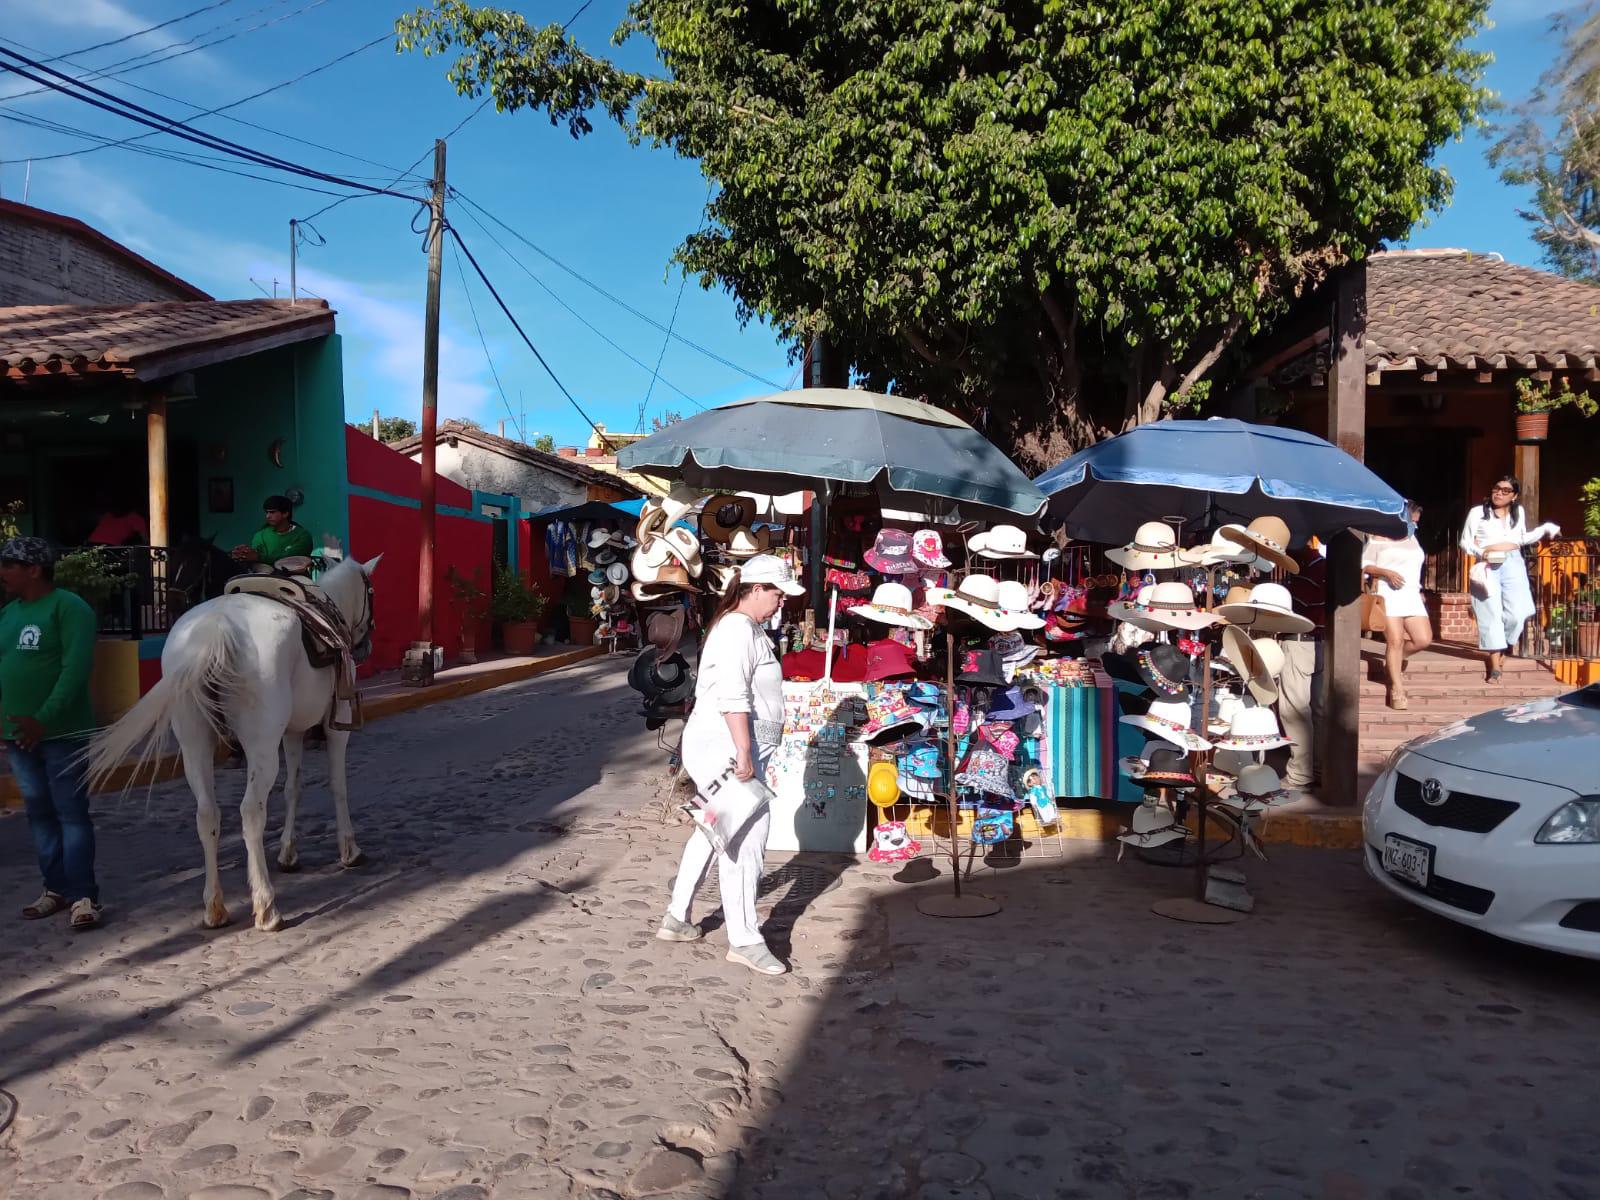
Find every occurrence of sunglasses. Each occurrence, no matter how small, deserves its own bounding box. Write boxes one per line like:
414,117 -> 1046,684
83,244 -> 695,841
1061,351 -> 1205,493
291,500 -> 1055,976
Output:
1491,485 -> 1516,494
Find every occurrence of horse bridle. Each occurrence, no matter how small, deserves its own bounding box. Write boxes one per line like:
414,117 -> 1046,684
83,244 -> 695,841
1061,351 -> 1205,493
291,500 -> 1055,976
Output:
347,571 -> 375,665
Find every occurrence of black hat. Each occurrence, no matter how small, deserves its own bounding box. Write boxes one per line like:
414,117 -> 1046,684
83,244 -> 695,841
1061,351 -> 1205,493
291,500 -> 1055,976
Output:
263,494 -> 294,514
1140,746 -> 1196,789
1136,644 -> 1192,698
628,647 -> 694,705
955,648 -> 1008,687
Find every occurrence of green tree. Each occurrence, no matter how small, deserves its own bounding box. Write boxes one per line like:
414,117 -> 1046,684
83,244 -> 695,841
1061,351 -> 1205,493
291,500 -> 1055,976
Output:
648,410 -> 683,432
1492,5 -> 1600,281
532,433 -> 557,452
400,0 -> 1488,461
375,415 -> 418,443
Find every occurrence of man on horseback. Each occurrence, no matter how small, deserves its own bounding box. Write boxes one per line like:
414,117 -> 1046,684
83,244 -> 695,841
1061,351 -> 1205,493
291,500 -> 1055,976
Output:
231,495 -> 313,568
0,536 -> 103,931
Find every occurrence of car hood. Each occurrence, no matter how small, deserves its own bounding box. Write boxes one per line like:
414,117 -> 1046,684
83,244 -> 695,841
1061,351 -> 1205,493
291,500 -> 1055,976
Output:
1402,693 -> 1600,792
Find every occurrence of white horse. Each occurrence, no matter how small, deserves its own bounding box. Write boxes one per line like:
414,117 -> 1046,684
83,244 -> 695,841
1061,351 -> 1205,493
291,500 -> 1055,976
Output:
87,555 -> 379,931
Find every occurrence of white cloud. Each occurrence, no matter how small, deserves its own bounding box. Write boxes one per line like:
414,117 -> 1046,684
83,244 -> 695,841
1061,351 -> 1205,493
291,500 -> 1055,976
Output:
11,0 -> 151,37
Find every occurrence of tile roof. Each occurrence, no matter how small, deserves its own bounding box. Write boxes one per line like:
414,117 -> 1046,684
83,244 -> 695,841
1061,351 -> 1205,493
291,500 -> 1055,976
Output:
1365,251 -> 1600,373
393,420 -> 646,496
0,300 -> 335,383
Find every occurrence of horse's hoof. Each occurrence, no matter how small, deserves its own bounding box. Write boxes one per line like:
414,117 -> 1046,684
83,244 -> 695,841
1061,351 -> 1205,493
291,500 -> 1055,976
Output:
202,906 -> 231,929
276,856 -> 301,873
341,850 -> 367,869
255,908 -> 283,932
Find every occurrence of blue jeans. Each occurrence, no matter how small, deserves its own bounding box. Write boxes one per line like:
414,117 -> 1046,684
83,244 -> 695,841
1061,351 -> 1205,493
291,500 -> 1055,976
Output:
1470,550 -> 1536,652
11,736 -> 98,903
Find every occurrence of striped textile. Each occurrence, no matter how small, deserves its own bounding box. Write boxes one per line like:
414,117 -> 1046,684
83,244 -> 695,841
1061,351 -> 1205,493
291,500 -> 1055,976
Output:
1045,670 -> 1116,799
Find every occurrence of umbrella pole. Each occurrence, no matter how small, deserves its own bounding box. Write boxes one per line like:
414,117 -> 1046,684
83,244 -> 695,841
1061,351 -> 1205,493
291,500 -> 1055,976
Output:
918,628 -> 999,918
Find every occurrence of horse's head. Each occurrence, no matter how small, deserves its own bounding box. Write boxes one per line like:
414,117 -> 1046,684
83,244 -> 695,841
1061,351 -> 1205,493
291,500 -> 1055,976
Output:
325,555 -> 380,663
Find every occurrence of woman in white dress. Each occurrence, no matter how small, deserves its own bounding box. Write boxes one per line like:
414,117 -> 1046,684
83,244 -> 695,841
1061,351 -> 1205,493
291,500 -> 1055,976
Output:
1361,500 -> 1431,710
657,554 -> 804,976
1459,474 -> 1561,682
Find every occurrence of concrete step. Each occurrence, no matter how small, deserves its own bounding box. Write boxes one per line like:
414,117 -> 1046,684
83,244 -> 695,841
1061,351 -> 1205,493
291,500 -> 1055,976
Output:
1359,656 -> 1553,679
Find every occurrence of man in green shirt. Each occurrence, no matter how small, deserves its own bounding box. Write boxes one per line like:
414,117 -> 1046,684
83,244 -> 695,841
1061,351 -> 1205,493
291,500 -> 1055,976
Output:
0,536 -> 102,930
231,494 -> 313,567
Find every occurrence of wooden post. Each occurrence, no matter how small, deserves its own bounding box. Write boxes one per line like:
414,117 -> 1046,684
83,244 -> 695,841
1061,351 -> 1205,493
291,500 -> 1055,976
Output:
146,393 -> 169,549
1514,442 -> 1540,525
1324,263 -> 1367,808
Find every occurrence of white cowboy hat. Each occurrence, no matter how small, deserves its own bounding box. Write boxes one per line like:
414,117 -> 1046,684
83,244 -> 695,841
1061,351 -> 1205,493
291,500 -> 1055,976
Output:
634,540 -> 700,585
604,561 -> 631,587
724,526 -> 771,558
587,527 -> 632,550
1213,706 -> 1292,753
1106,580 -> 1219,632
705,563 -> 738,595
848,581 -> 933,630
1180,529 -> 1261,568
994,580 -> 1045,630
1117,800 -> 1188,849
629,562 -> 696,602
1120,697 -> 1213,752
926,575 -> 1012,631
1220,625 -> 1283,705
1216,582 -> 1312,635
636,483 -> 699,542
1106,522 -> 1183,571
1219,515 -> 1299,576
969,524 -> 1038,560
659,526 -> 705,578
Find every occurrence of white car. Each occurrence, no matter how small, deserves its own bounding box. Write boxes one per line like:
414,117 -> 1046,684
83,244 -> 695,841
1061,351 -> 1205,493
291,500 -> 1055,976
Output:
1363,683 -> 1600,959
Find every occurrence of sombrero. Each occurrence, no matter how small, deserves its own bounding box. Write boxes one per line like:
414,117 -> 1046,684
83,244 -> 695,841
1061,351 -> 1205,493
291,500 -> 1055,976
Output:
1219,515 -> 1299,576
1106,521 -> 1183,571
1106,581 -> 1219,632
848,581 -> 934,630
1216,582 -> 1312,636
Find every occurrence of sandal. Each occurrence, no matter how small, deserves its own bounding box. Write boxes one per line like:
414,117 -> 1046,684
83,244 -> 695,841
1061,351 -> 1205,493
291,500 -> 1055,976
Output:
1387,692 -> 1409,711
69,898 -> 103,931
21,891 -> 66,920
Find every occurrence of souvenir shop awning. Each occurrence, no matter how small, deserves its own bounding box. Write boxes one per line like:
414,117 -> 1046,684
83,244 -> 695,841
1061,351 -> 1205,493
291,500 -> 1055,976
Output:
1034,418 -> 1408,542
617,388 -> 1047,524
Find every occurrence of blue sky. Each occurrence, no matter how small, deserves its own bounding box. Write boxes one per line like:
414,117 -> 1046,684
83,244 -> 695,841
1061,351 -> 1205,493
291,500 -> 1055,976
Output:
0,0 -> 1578,447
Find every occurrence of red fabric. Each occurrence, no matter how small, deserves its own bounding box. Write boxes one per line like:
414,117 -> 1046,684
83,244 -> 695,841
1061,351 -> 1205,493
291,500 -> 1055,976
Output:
862,639 -> 915,681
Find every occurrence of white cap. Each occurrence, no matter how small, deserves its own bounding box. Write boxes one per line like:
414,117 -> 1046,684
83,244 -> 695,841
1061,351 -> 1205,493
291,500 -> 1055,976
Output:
738,553 -> 805,596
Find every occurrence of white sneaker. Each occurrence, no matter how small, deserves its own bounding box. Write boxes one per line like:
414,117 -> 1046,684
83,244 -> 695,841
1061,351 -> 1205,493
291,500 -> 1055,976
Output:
726,944 -> 786,975
655,914 -> 702,942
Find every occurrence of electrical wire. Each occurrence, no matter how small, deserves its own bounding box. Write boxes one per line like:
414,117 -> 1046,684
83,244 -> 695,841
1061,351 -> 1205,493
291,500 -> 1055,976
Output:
451,187 -> 783,390
449,233 -> 526,441
1,33 -> 391,166
0,46 -> 423,201
450,199 -> 706,410
448,224 -> 614,445
637,179 -> 714,431
32,0 -> 239,65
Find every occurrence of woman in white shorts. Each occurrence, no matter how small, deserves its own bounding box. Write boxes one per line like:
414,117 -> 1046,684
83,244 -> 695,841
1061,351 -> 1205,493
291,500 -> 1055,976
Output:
1362,500 -> 1431,709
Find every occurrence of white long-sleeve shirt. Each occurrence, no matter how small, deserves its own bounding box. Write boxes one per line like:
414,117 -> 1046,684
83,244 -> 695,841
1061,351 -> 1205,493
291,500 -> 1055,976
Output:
1458,507 -> 1552,559
686,612 -> 784,751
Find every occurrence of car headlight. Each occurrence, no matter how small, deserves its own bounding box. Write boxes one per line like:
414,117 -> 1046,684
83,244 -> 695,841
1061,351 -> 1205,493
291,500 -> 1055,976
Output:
1536,797 -> 1600,844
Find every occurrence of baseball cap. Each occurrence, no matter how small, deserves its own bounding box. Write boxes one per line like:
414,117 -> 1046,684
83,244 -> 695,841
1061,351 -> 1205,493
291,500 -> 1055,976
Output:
739,553 -> 805,596
0,536 -> 55,567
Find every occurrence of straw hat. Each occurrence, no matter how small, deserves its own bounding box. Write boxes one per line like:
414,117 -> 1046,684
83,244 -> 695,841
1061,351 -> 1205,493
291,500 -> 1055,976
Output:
1117,800 -> 1188,849
724,526 -> 771,558
1219,515 -> 1299,575
1213,706 -> 1292,752
1180,529 -> 1259,568
969,524 -> 1038,560
1221,625 -> 1284,704
699,494 -> 758,542
927,575 -> 1012,631
635,483 -> 699,542
1216,582 -> 1312,636
659,526 -> 705,577
847,582 -> 934,630
994,580 -> 1045,631
1120,697 -> 1213,752
1106,522 -> 1183,571
1106,580 -> 1219,632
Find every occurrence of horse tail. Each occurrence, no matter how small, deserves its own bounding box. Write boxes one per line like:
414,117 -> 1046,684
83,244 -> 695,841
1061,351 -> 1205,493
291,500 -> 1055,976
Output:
84,612 -> 243,791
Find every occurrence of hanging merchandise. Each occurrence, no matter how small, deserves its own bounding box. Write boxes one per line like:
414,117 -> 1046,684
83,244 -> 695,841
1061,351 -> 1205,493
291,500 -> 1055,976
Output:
1106,521 -> 1186,572
848,581 -> 935,630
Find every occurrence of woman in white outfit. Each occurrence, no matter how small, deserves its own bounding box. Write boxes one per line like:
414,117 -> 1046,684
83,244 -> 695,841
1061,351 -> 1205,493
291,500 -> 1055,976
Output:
1459,474 -> 1561,682
1361,500 -> 1431,710
659,554 -> 804,976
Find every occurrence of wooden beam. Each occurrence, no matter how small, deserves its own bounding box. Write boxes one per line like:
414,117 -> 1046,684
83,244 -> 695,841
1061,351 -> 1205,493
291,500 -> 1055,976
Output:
147,393 -> 169,549
1247,327 -> 1330,379
1515,443 -> 1541,525
1324,263 -> 1366,809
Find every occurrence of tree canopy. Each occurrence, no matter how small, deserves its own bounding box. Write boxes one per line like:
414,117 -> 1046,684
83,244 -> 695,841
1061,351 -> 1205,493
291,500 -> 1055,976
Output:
400,0 -> 1488,462
1492,4 -> 1600,282
375,414 -> 418,444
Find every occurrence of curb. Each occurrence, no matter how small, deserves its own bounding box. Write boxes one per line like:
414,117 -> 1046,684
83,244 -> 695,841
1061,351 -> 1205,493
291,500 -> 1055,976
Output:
0,646 -> 606,810
1053,806 -> 1363,850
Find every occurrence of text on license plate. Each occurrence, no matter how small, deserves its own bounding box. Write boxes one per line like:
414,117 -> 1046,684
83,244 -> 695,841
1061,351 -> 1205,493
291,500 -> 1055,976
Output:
1383,834 -> 1433,888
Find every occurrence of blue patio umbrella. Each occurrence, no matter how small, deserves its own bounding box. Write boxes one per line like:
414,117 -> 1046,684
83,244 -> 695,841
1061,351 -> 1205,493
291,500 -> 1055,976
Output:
1034,418 -> 1409,544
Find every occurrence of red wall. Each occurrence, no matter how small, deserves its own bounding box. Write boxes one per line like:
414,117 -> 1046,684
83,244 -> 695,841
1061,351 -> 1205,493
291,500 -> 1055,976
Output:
346,427 -> 494,674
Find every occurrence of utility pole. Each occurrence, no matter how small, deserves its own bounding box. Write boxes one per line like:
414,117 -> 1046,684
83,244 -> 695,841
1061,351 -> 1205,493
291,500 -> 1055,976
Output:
371,409 -> 380,440
403,138 -> 447,686
289,219 -> 298,305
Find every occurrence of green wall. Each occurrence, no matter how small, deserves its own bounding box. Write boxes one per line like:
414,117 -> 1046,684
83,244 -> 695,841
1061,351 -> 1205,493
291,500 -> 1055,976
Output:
176,334 -> 350,554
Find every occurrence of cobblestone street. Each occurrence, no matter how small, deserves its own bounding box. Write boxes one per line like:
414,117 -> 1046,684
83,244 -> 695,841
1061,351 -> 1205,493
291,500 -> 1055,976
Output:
3,657 -> 1598,1200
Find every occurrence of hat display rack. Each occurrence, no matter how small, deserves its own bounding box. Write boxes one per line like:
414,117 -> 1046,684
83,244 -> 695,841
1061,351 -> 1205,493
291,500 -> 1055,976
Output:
1104,513 -> 1307,923
585,527 -> 642,656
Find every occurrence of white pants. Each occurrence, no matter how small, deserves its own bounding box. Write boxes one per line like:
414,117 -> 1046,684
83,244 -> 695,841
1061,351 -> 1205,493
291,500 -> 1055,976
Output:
1471,551 -> 1535,652
1278,638 -> 1324,790
668,737 -> 773,949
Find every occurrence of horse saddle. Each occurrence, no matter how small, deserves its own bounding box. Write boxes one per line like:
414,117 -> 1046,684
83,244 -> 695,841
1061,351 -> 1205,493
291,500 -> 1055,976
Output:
225,564 -> 362,730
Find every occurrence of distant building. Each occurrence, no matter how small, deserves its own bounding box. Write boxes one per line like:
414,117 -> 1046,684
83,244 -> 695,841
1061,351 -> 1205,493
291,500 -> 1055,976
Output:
551,421 -> 672,498
393,420 -> 644,510
0,199 -> 211,306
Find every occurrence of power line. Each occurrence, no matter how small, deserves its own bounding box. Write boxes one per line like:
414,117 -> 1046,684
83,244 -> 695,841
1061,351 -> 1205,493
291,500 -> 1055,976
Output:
449,233 -> 526,441
0,0 -> 331,104
448,224 -> 613,446
0,46 -> 424,201
450,198 -> 705,410
32,0 -> 239,65
1,33 -> 391,166
451,187 -> 783,390
637,180 -> 714,431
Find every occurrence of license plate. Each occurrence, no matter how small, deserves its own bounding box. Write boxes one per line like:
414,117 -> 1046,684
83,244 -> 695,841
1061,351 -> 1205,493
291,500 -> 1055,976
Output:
1383,833 -> 1433,888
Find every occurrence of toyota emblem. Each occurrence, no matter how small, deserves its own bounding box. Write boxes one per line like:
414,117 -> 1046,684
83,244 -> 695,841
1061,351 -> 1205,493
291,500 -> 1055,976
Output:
1421,779 -> 1449,807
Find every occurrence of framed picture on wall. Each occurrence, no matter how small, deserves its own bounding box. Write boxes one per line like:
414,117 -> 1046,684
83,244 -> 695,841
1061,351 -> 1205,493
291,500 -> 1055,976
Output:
207,477 -> 235,513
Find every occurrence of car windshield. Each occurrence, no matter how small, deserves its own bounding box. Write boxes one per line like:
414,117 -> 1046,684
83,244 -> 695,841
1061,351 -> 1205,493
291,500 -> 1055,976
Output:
1561,683 -> 1600,708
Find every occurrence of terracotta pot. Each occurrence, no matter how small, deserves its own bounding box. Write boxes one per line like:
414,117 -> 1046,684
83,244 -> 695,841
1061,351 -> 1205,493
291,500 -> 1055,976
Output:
1515,411 -> 1550,442
568,616 -> 598,646
502,621 -> 539,656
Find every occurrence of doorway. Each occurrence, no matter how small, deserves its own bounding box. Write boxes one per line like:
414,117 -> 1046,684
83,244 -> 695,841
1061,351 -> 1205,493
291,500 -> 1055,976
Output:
1365,426 -> 1470,589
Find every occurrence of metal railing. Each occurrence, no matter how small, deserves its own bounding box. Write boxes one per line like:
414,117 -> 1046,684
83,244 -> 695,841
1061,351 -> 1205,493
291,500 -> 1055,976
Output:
57,545 -> 220,639
1530,539 -> 1600,662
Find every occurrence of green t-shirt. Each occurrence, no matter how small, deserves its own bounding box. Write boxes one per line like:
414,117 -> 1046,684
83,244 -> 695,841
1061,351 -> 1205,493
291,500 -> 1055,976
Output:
251,522 -> 313,565
0,588 -> 98,741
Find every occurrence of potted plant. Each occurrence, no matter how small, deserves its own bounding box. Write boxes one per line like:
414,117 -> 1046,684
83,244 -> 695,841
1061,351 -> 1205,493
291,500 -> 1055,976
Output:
1582,476 -> 1600,537
1514,377 -> 1598,442
447,565 -> 488,664
1576,585 -> 1600,660
566,589 -> 599,646
491,566 -> 546,656
55,547 -> 134,614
